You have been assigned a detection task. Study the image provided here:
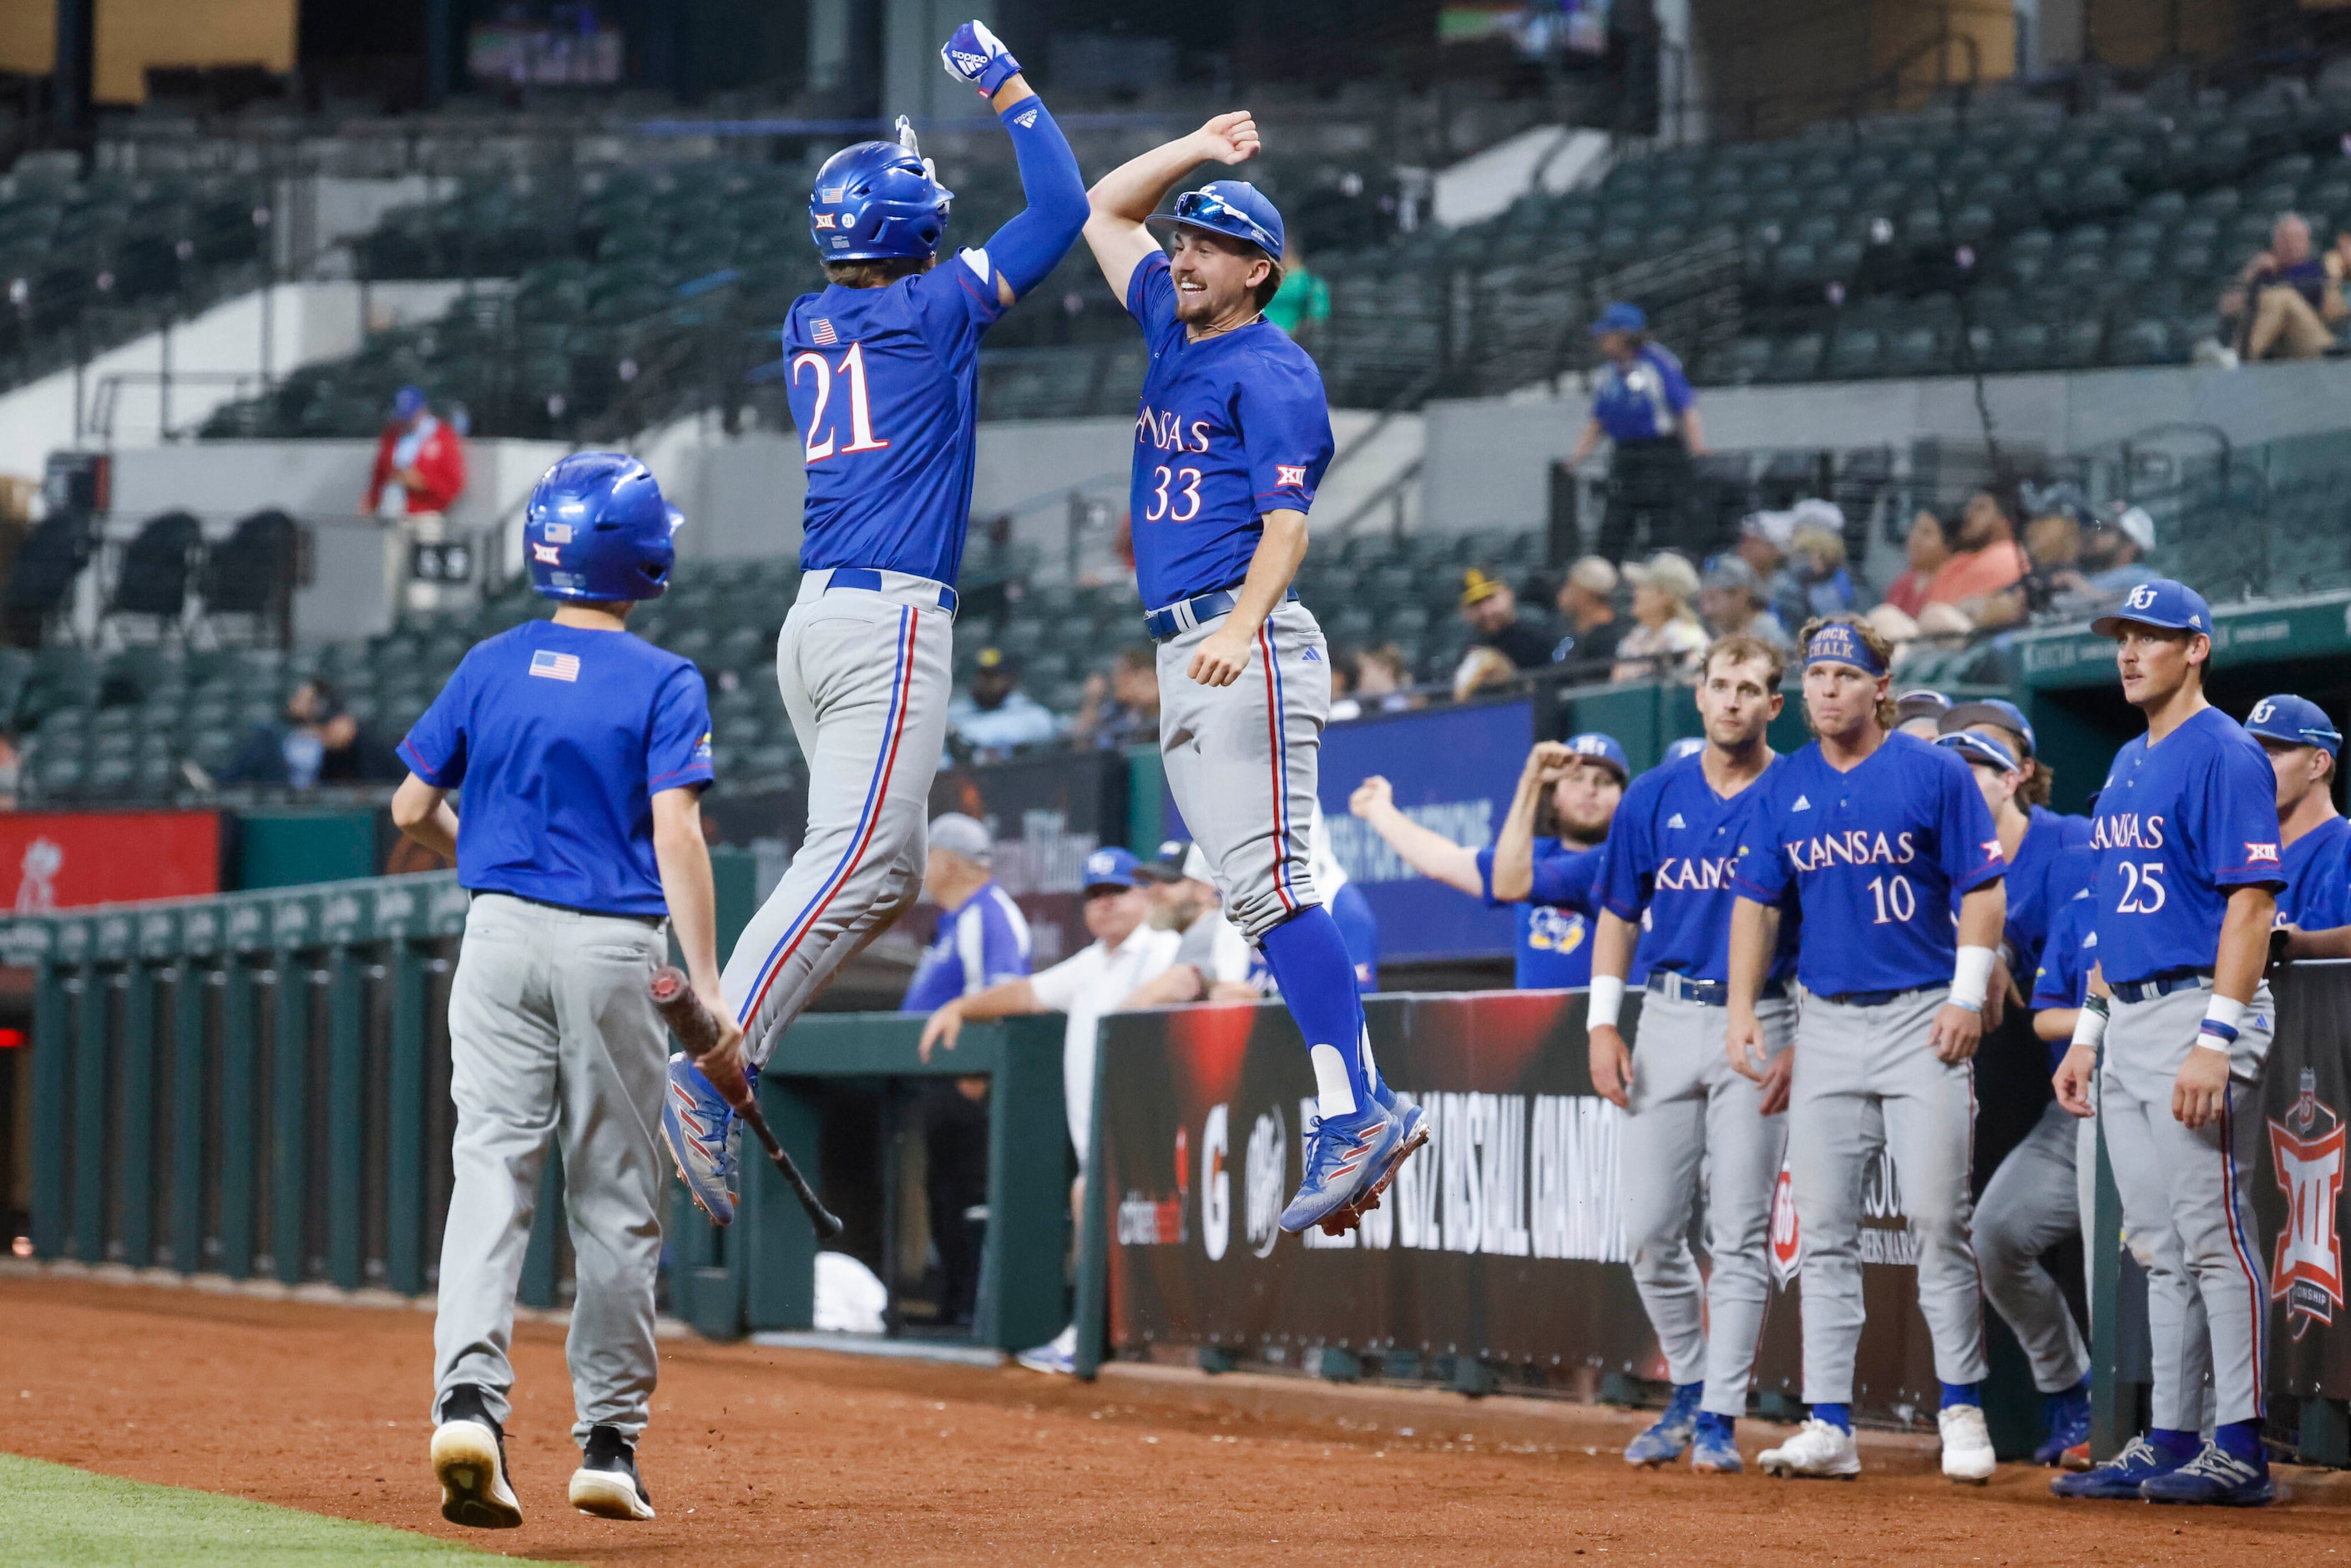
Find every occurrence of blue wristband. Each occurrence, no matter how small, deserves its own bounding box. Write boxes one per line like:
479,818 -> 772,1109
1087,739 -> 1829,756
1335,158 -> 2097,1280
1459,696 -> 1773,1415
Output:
2198,1019 -> 2240,1044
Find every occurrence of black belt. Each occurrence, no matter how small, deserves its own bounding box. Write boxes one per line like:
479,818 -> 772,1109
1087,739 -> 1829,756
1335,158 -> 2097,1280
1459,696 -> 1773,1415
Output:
2109,968 -> 2213,1004
1818,984 -> 1940,1008
1144,584 -> 1298,642
1645,973 -> 1787,1006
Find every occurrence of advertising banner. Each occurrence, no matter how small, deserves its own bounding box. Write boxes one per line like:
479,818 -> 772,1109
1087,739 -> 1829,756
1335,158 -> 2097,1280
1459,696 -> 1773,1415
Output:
0,812 -> 221,912
1099,989 -> 1944,1414
931,749 -> 1127,969
2258,961 -> 2351,1403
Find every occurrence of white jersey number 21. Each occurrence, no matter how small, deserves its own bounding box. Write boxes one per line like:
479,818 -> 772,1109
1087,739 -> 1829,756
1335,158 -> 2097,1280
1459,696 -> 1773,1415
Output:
794,341 -> 892,463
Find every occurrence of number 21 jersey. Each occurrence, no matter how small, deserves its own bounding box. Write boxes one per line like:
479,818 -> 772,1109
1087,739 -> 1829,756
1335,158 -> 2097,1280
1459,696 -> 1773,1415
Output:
784,250 -> 1009,587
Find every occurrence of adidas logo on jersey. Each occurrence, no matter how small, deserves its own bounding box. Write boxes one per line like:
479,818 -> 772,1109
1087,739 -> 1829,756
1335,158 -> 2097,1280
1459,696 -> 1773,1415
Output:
1791,795 -> 1811,812
1666,812 -> 1686,829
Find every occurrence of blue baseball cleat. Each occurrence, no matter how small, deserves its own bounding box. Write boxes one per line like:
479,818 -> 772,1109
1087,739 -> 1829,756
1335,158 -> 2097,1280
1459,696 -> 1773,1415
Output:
2032,1390 -> 2093,1467
2139,1443 -> 2274,1507
1690,1412 -> 1742,1474
1279,1102 -> 1403,1235
1623,1384 -> 1701,1467
2049,1435 -> 2185,1500
661,1052 -> 739,1227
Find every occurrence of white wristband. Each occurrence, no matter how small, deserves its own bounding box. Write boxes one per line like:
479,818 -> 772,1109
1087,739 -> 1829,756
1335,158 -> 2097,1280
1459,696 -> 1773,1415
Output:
2197,994 -> 2247,1054
1588,974 -> 1626,1031
1949,944 -> 1996,1011
2069,999 -> 2108,1051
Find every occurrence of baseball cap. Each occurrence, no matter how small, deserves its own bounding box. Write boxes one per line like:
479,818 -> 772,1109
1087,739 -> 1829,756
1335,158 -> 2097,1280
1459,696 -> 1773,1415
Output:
1624,550 -> 1700,601
1562,731 -> 1630,781
2090,578 -> 2212,638
1664,736 -> 1707,761
392,384 -> 427,420
1738,509 -> 1798,549
1459,567 -> 1509,608
2094,503 -> 2156,550
1937,730 -> 2019,774
1940,697 -> 2037,758
1591,301 -> 1646,335
928,812 -> 993,866
1081,846 -> 1139,892
1148,180 -> 1285,270
2244,694 -> 2343,756
1565,555 -> 1619,595
1894,689 -> 1953,726
1701,554 -> 1762,593
1135,837 -> 1194,883
973,646 -> 1017,673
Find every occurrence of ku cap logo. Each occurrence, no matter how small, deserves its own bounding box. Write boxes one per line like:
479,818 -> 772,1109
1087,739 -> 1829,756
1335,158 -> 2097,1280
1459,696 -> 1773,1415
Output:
2254,701 -> 2276,723
2126,584 -> 2159,609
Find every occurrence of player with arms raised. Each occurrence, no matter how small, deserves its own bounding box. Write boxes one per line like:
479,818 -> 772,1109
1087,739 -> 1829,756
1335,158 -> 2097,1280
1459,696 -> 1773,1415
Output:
2052,581 -> 2284,1506
665,22 -> 1088,1223
1726,615 -> 2006,1485
1080,116 -> 1425,1235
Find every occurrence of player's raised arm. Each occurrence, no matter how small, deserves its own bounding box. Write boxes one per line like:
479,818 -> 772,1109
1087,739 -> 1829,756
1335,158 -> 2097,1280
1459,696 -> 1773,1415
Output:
1490,742 -> 1574,901
1347,775 -> 1485,895
1083,111 -> 1261,302
938,21 -> 1088,306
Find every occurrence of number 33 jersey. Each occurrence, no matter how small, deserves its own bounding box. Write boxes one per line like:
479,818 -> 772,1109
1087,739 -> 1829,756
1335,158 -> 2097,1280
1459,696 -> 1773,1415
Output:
784,250 -> 1011,587
2087,706 -> 2283,987
1123,251 -> 1334,609
1730,730 -> 2005,996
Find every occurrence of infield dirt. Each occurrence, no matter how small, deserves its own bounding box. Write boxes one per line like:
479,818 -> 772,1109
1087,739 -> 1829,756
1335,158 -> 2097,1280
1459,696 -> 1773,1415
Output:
0,1272 -> 2342,1565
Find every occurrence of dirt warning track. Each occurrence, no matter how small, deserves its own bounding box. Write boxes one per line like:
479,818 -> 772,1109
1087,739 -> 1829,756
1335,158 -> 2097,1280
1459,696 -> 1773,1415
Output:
0,1272 -> 2342,1565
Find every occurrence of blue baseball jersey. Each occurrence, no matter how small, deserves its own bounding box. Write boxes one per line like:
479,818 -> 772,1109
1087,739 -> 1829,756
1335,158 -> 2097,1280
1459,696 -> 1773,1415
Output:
2278,814 -> 2351,930
901,880 -> 1033,1013
1124,252 -> 1335,609
1731,731 -> 2005,996
2000,806 -> 2096,979
785,252 -> 1009,586
2031,850 -> 2100,1071
2088,706 -> 2284,985
1590,343 -> 1695,443
1599,751 -> 1797,987
401,622 -> 714,918
1475,837 -> 1615,989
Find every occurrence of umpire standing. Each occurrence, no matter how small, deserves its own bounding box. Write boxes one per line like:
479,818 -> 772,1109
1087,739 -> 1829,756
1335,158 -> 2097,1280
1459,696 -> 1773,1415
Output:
1567,302 -> 1708,563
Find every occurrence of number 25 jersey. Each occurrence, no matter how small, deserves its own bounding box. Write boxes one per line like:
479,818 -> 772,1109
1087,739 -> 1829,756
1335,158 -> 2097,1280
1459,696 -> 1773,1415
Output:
784,250 -> 1009,587
1730,730 -> 2004,996
2088,706 -> 2283,986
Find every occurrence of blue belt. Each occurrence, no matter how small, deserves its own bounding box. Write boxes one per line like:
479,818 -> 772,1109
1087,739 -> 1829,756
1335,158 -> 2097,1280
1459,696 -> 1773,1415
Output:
1144,585 -> 1297,642
1646,973 -> 1787,1007
1818,984 -> 1940,1009
825,566 -> 957,615
2110,968 -> 2213,1004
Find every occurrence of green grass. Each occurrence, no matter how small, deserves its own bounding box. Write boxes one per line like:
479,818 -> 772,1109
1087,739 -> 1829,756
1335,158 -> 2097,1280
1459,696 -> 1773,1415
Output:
0,1453 -> 557,1565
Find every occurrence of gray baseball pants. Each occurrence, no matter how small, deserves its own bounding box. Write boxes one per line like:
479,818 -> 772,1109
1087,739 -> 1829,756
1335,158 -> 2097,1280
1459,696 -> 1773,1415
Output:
1975,1099 -> 2091,1393
724,570 -> 954,1065
1787,988 -> 1988,1403
1621,991 -> 1792,1416
2101,979 -> 2273,1429
1155,599 -> 1327,940
432,893 -> 670,1444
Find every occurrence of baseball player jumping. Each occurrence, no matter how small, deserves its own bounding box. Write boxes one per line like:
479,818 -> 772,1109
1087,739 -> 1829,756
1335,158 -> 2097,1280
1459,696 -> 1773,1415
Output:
665,22 -> 1089,1224
1080,117 -> 1424,1234
1727,615 -> 2007,1485
1586,634 -> 1797,1475
2052,581 -> 2284,1506
394,454 -> 741,1528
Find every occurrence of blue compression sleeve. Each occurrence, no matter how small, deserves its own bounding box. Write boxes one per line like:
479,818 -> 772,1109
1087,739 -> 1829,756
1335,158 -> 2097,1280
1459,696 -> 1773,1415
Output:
983,96 -> 1087,299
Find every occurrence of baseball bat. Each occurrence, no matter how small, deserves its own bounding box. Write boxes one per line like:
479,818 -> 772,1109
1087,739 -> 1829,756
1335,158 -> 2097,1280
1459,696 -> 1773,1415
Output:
649,966 -> 845,1239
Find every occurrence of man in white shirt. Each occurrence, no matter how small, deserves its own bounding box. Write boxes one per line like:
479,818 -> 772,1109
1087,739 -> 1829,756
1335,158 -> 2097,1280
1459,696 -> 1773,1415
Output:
917,845 -> 1180,1373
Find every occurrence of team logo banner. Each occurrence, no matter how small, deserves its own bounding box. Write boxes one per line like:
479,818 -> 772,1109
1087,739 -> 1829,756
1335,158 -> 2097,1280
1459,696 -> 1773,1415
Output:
2258,965 -> 2351,1394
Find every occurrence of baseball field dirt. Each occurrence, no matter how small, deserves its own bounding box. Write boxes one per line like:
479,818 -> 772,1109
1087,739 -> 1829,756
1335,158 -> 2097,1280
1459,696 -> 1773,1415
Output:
1,1272 -> 2343,1565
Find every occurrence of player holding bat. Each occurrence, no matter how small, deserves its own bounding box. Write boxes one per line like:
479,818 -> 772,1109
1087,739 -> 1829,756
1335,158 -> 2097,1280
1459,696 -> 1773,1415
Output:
392,453 -> 742,1530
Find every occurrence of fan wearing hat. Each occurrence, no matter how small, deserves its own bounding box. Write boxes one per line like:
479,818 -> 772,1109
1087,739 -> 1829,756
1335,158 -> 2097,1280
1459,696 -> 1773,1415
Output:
1459,568 -> 1556,670
2051,580 -> 2285,1506
1697,554 -> 1792,650
1610,552 -> 1708,684
900,813 -> 1034,1014
947,646 -> 1061,759
2246,693 -> 2351,954
1566,301 -> 1709,563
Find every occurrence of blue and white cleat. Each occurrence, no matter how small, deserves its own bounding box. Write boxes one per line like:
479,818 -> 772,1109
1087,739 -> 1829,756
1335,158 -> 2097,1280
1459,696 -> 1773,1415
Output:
1624,1383 -> 1701,1467
661,1051 -> 739,1227
2049,1435 -> 2185,1500
2032,1392 -> 2093,1467
1279,1103 -> 1403,1236
1689,1413 -> 1743,1474
2138,1443 -> 2274,1507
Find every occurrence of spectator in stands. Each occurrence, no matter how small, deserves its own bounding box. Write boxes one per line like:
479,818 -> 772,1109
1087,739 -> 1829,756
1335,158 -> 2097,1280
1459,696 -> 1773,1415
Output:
1923,487 -> 2030,620
364,385 -> 468,615
1353,644 -> 1415,713
1264,238 -> 1330,344
948,647 -> 1061,760
222,679 -> 399,787
1328,648 -> 1363,721
1550,555 -> 1626,669
2221,213 -> 2348,362
1610,551 -> 1706,683
1787,520 -> 1861,623
1125,838 -> 1259,1004
1458,569 -> 1555,669
1567,302 -> 1708,561
1699,555 -> 1792,650
2075,503 -> 2156,596
901,814 -> 1032,1014
1073,644 -> 1160,749
1880,509 -> 1953,619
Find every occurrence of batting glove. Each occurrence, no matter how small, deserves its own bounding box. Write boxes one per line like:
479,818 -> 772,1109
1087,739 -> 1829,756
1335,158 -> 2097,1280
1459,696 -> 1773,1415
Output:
940,19 -> 1022,99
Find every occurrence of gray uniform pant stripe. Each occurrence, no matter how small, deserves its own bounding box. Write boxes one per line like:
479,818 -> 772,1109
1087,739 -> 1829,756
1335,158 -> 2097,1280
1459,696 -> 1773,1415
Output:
1620,992 -> 1792,1415
2101,980 -> 2273,1429
1976,1097 -> 2091,1393
1787,989 -> 1988,1404
432,894 -> 670,1444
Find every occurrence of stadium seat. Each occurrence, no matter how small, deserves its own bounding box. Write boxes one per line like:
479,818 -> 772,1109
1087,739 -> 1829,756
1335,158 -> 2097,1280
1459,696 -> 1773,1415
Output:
108,510 -> 204,619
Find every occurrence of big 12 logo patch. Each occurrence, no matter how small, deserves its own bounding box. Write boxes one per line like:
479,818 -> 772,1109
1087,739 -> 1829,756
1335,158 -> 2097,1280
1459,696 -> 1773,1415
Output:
2270,1067 -> 2348,1338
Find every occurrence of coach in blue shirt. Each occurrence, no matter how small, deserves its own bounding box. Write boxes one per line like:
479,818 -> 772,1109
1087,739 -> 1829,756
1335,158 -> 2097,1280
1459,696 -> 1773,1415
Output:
902,812 -> 1033,1011
1566,301 -> 1708,564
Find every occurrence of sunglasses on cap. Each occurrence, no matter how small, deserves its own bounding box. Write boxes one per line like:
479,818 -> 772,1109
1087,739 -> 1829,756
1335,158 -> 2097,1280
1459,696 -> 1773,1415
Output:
1170,190 -> 1280,255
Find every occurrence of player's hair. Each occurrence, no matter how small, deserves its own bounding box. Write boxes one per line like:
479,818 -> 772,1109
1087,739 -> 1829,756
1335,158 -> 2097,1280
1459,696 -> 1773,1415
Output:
824,255 -> 934,289
1247,252 -> 1281,312
1794,614 -> 1898,732
1968,720 -> 2056,808
1701,634 -> 1785,690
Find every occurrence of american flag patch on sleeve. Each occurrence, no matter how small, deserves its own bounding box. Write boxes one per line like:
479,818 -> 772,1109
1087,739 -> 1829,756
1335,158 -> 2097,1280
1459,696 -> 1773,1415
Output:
529,649 -> 581,682
811,318 -> 837,346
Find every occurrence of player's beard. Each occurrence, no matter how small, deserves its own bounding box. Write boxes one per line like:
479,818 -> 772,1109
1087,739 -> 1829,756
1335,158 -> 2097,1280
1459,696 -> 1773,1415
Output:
1556,804 -> 1615,844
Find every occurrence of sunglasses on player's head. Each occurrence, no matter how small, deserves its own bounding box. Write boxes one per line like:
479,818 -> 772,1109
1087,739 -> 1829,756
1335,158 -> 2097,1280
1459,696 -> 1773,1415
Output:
1171,190 -> 1278,256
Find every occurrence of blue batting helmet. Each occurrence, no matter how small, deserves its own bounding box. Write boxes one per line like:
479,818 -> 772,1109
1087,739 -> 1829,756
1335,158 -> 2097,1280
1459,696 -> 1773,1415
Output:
808,125 -> 953,263
1148,181 -> 1286,271
523,453 -> 680,604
